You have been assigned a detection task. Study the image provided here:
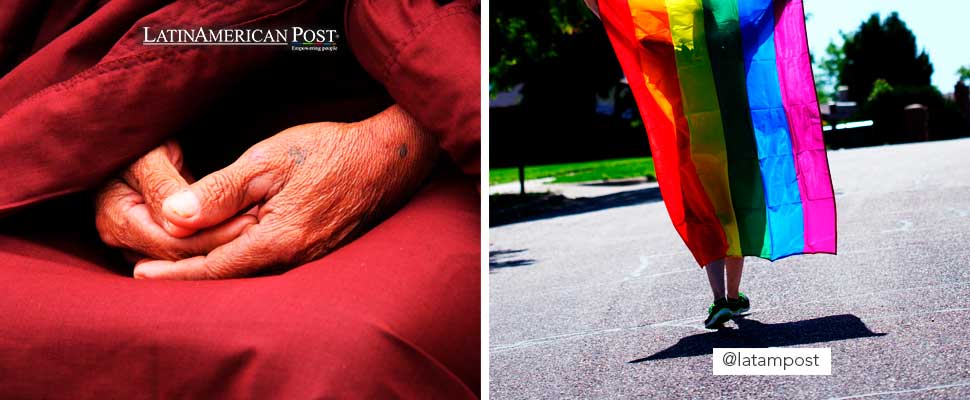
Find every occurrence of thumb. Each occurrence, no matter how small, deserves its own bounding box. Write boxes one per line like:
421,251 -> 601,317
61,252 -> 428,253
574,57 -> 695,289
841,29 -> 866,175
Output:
161,157 -> 279,231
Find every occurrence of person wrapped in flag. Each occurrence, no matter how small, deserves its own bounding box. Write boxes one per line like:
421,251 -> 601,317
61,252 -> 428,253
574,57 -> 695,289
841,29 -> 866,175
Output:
585,0 -> 837,328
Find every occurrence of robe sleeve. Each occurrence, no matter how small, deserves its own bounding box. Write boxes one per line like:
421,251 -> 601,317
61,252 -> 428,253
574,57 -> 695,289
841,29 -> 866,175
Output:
345,0 -> 481,177
0,0 -> 334,213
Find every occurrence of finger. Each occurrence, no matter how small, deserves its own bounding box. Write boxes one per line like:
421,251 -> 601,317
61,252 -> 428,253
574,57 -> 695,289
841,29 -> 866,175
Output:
122,141 -> 187,209
179,215 -> 259,256
133,258 -> 202,280
123,204 -> 258,260
95,179 -> 143,248
134,223 -> 284,280
122,140 -> 194,237
99,189 -> 255,261
168,140 -> 197,183
97,176 -> 257,260
161,153 -> 279,231
96,178 -> 143,211
163,139 -> 185,172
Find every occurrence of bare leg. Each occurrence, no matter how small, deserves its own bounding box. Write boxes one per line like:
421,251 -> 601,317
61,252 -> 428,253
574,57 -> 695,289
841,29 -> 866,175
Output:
725,256 -> 744,300
705,258 -> 726,301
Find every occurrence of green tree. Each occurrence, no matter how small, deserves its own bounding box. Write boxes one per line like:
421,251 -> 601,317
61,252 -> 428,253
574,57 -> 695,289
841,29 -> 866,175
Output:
839,12 -> 934,105
491,1 -> 622,112
959,65 -> 970,82
490,0 -> 602,96
814,38 -> 846,103
867,78 -> 894,103
490,0 -> 638,193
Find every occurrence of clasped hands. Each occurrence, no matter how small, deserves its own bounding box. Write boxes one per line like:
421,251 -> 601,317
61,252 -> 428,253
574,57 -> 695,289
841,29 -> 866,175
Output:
95,106 -> 436,280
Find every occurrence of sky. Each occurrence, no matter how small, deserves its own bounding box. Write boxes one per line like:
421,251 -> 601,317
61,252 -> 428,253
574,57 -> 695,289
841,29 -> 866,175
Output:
804,0 -> 970,93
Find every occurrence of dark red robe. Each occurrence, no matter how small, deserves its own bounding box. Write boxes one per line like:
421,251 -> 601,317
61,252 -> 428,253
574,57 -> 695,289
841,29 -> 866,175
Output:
0,0 -> 480,397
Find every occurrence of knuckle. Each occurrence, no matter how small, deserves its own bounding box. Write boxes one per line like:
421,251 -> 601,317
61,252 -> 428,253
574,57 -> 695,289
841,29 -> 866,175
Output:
203,172 -> 238,203
95,218 -> 120,248
146,177 -> 179,201
273,222 -> 303,246
204,251 -> 247,280
164,141 -> 184,169
94,205 -> 126,249
202,263 -> 227,280
250,142 -> 292,170
241,144 -> 281,175
275,225 -> 322,266
129,155 -> 159,183
254,228 -> 294,265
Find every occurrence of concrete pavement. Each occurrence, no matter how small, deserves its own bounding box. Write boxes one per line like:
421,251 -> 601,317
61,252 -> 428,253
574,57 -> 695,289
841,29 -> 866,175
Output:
489,139 -> 970,399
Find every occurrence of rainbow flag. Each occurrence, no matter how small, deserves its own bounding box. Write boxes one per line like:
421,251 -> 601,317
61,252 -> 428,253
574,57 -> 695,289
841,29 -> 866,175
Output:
597,0 -> 836,265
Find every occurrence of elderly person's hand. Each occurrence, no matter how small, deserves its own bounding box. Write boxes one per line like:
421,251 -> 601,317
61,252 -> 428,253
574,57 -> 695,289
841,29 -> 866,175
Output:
95,141 -> 257,262
132,105 -> 438,280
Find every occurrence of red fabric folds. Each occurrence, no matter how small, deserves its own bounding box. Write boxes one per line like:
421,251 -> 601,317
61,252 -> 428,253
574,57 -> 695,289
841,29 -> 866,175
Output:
0,0 -> 481,397
345,0 -> 481,177
0,172 -> 481,399
0,0 -> 329,212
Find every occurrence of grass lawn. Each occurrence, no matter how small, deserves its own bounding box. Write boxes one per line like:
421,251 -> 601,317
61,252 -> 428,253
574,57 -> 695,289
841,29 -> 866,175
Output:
490,157 -> 655,185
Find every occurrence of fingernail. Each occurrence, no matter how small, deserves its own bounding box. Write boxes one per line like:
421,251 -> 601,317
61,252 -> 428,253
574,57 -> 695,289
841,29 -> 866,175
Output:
165,191 -> 199,218
133,264 -> 158,279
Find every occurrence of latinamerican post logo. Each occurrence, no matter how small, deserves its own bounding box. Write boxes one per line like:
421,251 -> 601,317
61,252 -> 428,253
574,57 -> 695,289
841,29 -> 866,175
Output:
141,26 -> 339,52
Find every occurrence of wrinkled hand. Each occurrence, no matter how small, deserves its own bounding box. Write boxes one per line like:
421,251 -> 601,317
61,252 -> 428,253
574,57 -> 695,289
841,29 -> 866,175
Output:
133,105 -> 437,280
95,140 -> 257,262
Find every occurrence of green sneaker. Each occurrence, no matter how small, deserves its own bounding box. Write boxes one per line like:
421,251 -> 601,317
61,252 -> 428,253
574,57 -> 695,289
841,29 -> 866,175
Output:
727,292 -> 750,316
704,298 -> 733,329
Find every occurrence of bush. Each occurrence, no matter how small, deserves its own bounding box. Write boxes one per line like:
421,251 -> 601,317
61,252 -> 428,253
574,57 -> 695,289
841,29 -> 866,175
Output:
861,83 -> 967,143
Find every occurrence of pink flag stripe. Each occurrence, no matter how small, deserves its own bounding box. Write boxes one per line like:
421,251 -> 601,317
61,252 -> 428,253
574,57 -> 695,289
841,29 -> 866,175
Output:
772,0 -> 837,253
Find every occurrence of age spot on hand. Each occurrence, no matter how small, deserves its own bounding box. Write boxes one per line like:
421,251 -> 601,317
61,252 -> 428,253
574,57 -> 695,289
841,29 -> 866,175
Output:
288,146 -> 306,165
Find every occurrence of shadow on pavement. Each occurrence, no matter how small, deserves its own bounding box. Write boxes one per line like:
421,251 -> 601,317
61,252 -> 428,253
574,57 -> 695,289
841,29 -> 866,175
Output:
630,314 -> 885,363
490,187 -> 662,227
489,249 -> 535,271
